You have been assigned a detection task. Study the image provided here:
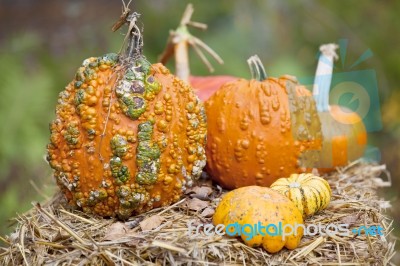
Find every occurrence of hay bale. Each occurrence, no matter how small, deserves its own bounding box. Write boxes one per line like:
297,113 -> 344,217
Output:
0,162 -> 396,265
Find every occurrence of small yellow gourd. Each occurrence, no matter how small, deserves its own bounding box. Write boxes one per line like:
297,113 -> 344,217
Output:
213,186 -> 304,253
270,173 -> 332,217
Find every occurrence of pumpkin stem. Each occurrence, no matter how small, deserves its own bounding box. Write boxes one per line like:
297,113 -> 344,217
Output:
122,12 -> 144,61
247,55 -> 268,81
312,43 -> 339,112
111,1 -> 144,61
158,4 -> 224,82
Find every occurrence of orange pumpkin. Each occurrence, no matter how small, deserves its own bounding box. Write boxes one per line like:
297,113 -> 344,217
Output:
213,186 -> 304,253
46,14 -> 207,218
205,56 -> 322,189
312,44 -> 367,172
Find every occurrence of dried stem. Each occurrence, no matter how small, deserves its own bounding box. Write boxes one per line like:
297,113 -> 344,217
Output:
158,3 -> 223,82
122,12 -> 143,60
111,1 -> 132,32
192,36 -> 223,64
189,39 -> 215,72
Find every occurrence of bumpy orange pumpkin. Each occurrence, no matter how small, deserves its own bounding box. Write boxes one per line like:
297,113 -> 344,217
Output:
46,15 -> 207,218
312,44 -> 367,172
270,173 -> 332,217
213,186 -> 304,253
205,56 -> 322,189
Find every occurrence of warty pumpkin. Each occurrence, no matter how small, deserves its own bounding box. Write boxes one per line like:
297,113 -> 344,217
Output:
312,44 -> 367,172
213,186 -> 304,253
46,13 -> 207,219
205,55 -> 322,189
270,173 -> 332,217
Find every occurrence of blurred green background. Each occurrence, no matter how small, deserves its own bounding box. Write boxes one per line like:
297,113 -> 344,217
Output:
0,0 -> 399,260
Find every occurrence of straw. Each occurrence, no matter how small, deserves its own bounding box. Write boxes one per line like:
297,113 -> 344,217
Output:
0,162 -> 396,265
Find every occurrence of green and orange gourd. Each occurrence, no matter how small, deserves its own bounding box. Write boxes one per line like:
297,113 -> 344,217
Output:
46,14 -> 207,219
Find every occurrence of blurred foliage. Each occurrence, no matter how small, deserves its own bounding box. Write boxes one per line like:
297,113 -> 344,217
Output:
0,1 -> 399,260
